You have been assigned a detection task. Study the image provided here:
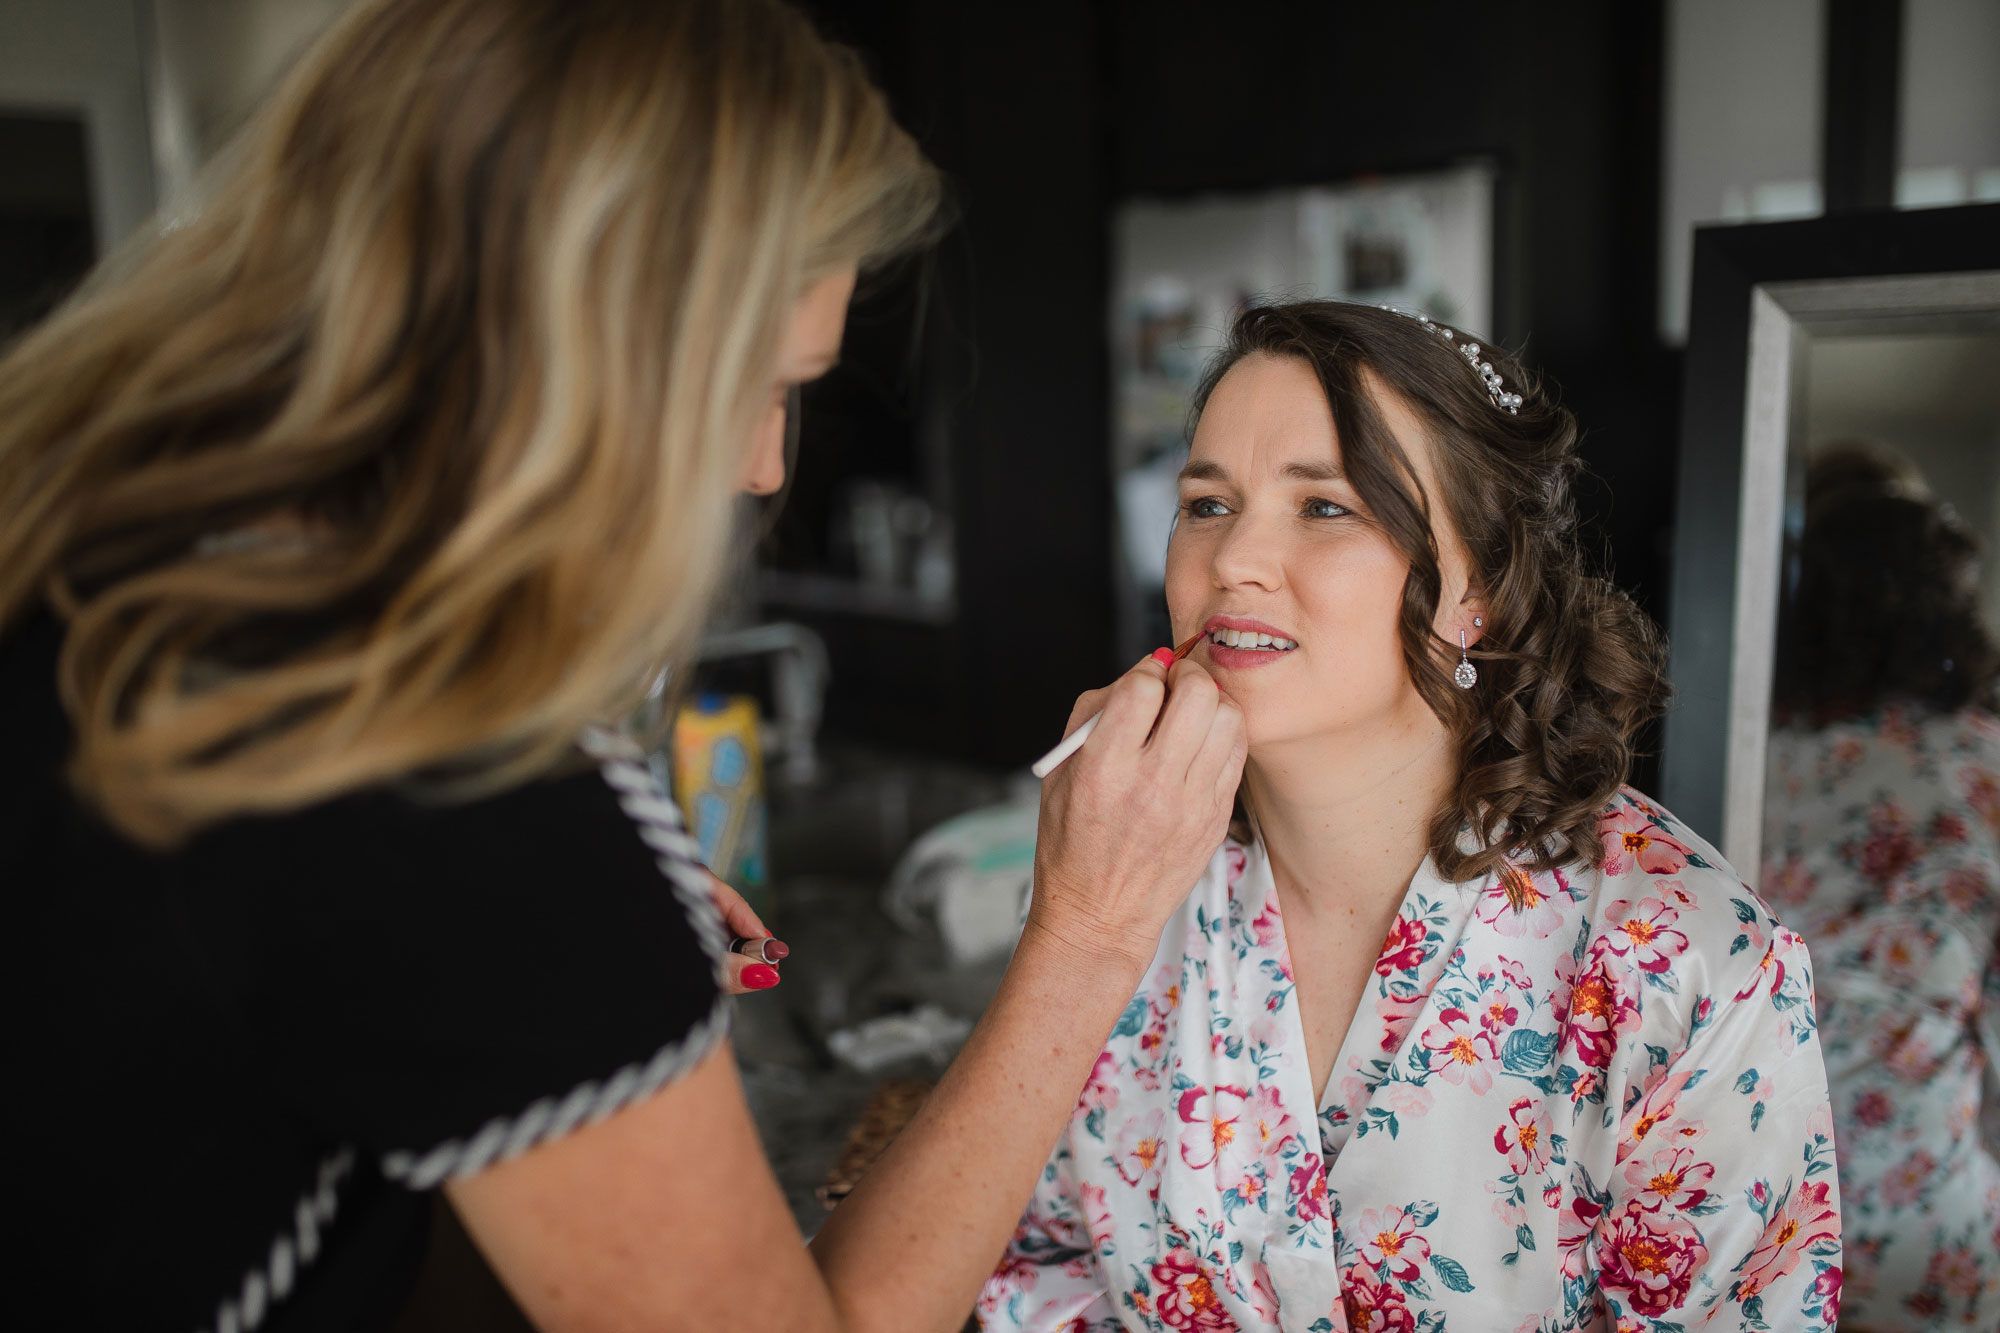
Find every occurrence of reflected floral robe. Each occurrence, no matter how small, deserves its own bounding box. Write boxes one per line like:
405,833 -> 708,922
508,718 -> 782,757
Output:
978,790 -> 1841,1333
1764,706 -> 2000,1329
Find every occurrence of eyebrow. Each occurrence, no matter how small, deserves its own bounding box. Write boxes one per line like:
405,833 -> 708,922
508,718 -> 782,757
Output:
1178,459 -> 1344,483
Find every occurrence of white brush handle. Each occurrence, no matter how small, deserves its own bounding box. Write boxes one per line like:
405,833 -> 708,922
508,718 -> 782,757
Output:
1030,710 -> 1101,779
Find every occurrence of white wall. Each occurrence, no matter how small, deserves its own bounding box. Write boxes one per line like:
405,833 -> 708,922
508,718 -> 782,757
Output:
1659,0 -> 1824,344
1896,0 -> 2000,207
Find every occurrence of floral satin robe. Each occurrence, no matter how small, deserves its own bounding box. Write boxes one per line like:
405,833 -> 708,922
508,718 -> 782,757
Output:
1764,706 -> 2000,1329
978,790 -> 1840,1333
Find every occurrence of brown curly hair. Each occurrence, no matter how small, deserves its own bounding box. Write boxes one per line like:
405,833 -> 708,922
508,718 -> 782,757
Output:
1772,448 -> 2000,723
1191,301 -> 1669,883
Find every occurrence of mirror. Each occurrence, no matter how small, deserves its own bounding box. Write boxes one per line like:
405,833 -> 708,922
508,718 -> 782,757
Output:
1662,205 -> 2000,1331
1757,306 -> 2000,1329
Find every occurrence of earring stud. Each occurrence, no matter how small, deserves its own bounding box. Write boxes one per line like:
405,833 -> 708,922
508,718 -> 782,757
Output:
1454,629 -> 1478,689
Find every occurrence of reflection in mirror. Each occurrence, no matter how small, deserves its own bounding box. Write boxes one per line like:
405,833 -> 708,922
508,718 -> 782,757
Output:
1761,328 -> 2000,1329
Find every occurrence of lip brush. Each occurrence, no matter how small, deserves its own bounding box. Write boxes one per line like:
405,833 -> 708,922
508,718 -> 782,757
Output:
1030,632 -> 1204,780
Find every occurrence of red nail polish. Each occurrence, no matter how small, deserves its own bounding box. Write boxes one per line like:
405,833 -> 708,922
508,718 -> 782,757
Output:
763,939 -> 790,961
741,963 -> 779,990
1150,647 -> 1176,668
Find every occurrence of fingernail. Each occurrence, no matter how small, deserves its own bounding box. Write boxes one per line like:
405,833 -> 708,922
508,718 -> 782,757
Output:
741,964 -> 780,990
1150,647 -> 1176,668
763,939 -> 791,961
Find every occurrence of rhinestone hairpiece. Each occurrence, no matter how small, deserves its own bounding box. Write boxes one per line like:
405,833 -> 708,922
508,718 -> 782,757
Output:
1378,306 -> 1523,414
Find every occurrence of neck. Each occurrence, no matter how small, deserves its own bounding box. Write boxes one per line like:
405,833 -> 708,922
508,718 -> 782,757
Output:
1245,704 -> 1455,919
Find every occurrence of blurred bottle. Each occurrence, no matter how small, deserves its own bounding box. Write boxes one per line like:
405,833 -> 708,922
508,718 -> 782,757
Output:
672,693 -> 770,919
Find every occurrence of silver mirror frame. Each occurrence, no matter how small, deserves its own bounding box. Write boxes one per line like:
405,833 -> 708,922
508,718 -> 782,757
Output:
1659,204 -> 2000,870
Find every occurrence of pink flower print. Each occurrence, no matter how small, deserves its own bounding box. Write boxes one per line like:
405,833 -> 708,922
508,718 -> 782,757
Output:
1617,1069 -> 1706,1164
1732,934 -> 1790,1002
1761,855 -> 1815,907
1377,988 -> 1426,1053
1599,896 -> 1690,973
1225,843 -> 1248,887
1943,866 -> 1990,914
1341,1264 -> 1417,1333
1114,1109 -> 1167,1188
1499,955 -> 1534,990
1378,1080 -> 1434,1118
1734,1180 -> 1838,1303
1245,1263 -> 1281,1326
1964,766 -> 2000,834
1421,1007 -> 1499,1094
1926,1245 -> 1983,1299
1376,913 -> 1427,976
1079,1050 -> 1120,1116
1621,1145 -> 1714,1212
1494,1096 -> 1555,1175
1176,1085 -> 1248,1171
1542,1179 -> 1562,1212
1879,1148 -> 1935,1207
1078,1181 -> 1113,1249
1487,1180 -> 1528,1227
1812,1263 -> 1843,1324
1353,1205 -> 1432,1282
1567,1068 -> 1600,1104
1289,1152 -> 1329,1222
1599,806 -> 1694,877
1150,1244 -> 1240,1332
1556,1193 -> 1605,1280
1239,1084 -> 1297,1168
1477,863 -> 1567,939
1853,801 -> 1919,886
1595,1201 -> 1709,1317
1480,991 -> 1520,1032
1869,919 -> 1933,986
1850,1087 -> 1894,1130
1560,957 -> 1641,1071
1249,899 -> 1281,949
1930,809 -> 1968,843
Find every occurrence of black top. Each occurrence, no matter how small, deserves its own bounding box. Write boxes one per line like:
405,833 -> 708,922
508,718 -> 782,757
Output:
5,612 -> 725,1332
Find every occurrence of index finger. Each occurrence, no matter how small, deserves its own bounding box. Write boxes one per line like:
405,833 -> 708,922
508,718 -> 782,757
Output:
1087,652 -> 1172,754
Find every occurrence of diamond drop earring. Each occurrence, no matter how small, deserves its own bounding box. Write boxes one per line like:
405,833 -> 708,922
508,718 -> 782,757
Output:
1454,629 -> 1478,689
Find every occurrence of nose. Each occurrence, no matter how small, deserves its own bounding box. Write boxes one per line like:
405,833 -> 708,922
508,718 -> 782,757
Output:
1209,509 -> 1283,592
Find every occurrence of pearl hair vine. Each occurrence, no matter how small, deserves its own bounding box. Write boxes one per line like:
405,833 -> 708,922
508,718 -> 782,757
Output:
1378,305 -> 1523,415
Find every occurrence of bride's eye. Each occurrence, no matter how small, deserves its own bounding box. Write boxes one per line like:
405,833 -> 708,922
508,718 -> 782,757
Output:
1303,497 -> 1349,519
1184,497 -> 1231,519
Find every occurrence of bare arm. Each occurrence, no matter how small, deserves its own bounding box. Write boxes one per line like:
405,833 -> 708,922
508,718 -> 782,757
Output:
448,656 -> 1245,1332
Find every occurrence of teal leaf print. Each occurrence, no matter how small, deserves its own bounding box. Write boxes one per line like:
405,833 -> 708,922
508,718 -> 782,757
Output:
1429,1254 -> 1476,1292
1730,933 -> 1751,955
1409,1200 -> 1441,1227
1111,995 -> 1147,1038
1750,1100 -> 1766,1131
1228,1240 -> 1243,1263
1734,1068 -> 1761,1094
1731,897 -> 1758,924
1501,1028 -> 1557,1074
1416,1313 -> 1447,1333
1515,1223 -> 1537,1251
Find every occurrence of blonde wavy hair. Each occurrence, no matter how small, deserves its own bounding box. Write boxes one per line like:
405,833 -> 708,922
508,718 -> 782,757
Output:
0,0 -> 941,847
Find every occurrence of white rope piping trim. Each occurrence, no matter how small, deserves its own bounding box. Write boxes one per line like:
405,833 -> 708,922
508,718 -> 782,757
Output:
379,726 -> 733,1189
198,1148 -> 355,1333
200,729 -> 731,1332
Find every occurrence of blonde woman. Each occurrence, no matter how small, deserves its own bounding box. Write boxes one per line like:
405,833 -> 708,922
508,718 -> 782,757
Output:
0,2 -> 1246,1329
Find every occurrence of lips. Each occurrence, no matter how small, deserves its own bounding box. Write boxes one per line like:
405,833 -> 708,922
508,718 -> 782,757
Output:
1201,615 -> 1299,653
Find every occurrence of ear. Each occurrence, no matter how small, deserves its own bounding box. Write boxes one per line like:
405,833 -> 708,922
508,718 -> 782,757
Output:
1457,585 -> 1489,648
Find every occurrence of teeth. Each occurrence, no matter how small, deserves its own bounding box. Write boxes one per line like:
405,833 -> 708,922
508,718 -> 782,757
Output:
1207,628 -> 1298,651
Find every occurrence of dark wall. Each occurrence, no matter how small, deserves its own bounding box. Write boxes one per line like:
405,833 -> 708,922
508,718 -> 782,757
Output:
792,0 -> 1678,772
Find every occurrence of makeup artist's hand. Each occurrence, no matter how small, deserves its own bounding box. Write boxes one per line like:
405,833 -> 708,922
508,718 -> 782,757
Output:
1029,651 -> 1247,972
708,872 -> 785,994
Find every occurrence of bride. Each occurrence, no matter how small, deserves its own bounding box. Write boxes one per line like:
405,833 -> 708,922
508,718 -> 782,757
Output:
981,301 -> 1841,1333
